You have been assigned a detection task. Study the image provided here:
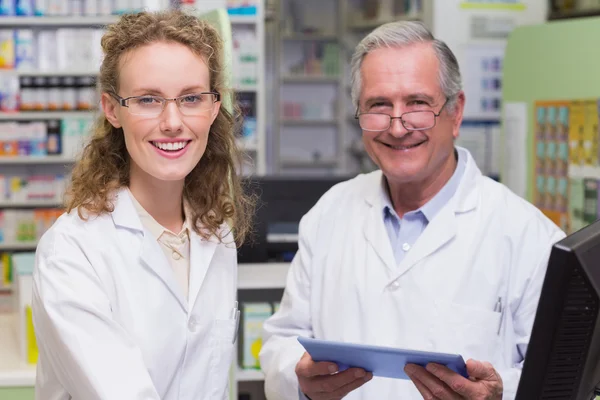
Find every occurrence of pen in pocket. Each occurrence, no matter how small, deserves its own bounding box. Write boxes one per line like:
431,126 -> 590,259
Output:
494,297 -> 503,334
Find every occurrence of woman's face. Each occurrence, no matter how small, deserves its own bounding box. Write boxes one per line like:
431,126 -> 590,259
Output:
102,41 -> 220,184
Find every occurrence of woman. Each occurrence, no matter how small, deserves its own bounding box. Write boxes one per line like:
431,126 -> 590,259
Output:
32,9 -> 253,400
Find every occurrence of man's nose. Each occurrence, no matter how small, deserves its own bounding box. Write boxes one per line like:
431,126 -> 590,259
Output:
388,117 -> 410,138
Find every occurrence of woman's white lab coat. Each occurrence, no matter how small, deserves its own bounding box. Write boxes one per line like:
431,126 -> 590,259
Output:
33,188 -> 238,400
259,147 -> 566,400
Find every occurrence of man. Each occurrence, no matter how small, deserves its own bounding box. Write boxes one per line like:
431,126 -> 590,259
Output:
259,21 -> 565,400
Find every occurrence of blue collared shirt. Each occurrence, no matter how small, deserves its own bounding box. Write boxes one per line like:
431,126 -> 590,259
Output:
382,150 -> 466,265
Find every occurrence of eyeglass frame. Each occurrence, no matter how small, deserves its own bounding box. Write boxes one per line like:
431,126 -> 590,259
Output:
354,97 -> 450,132
108,91 -> 221,115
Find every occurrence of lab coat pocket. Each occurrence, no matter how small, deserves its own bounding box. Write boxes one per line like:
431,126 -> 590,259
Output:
433,302 -> 501,365
208,319 -> 236,398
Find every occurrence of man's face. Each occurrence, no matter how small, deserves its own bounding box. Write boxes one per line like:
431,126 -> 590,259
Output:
358,44 -> 465,187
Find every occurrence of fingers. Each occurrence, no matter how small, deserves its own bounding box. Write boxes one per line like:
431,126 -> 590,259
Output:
425,363 -> 470,396
404,364 -> 462,400
466,359 -> 498,381
410,373 -> 436,400
326,371 -> 373,399
418,360 -> 503,400
310,368 -> 370,394
296,353 -> 372,400
295,352 -> 339,378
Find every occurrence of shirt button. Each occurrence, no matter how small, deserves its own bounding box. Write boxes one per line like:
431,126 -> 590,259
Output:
172,251 -> 181,260
188,317 -> 199,332
390,281 -> 401,290
402,243 -> 411,251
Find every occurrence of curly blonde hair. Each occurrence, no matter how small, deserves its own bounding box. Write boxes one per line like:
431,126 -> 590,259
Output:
65,9 -> 254,245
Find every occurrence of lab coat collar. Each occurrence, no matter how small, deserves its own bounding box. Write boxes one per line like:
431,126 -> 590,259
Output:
188,229 -> 219,311
111,187 -> 191,313
111,187 -> 145,232
364,147 -> 479,213
363,147 -> 481,276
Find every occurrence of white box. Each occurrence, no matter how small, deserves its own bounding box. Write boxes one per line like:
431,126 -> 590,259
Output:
12,252 -> 37,365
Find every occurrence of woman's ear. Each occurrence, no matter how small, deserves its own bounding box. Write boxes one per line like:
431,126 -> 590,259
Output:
101,93 -> 122,128
210,100 -> 221,125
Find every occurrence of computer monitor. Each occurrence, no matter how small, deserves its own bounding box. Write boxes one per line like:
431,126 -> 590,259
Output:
237,175 -> 351,263
515,219 -> 600,400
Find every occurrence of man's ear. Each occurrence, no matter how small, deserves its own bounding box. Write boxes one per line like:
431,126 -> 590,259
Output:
101,93 -> 122,128
450,91 -> 466,139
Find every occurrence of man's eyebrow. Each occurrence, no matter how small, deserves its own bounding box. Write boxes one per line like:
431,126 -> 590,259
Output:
404,93 -> 436,103
363,96 -> 390,106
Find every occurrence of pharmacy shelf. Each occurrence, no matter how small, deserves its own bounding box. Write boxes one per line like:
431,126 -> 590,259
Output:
568,165 -> 600,179
281,119 -> 337,126
239,139 -> 258,152
282,75 -> 339,83
0,69 -> 98,77
280,157 -> 338,169
282,33 -> 338,41
0,15 -> 118,26
0,156 -> 75,165
235,82 -> 259,92
229,14 -> 258,24
0,200 -> 62,208
0,313 -> 36,387
237,263 -> 290,290
0,242 -> 37,251
236,368 -> 265,382
346,12 -> 423,30
0,111 -> 95,121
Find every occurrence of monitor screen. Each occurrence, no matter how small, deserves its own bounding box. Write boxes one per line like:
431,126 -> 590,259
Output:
516,220 -> 600,400
237,175 -> 351,263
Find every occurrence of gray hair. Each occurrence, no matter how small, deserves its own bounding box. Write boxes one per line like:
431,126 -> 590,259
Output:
350,20 -> 462,113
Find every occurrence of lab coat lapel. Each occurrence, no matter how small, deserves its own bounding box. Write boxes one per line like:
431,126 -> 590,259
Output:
363,174 -> 397,272
394,148 -> 481,279
139,230 -> 188,311
188,231 -> 218,310
396,203 -> 457,277
111,188 -> 188,312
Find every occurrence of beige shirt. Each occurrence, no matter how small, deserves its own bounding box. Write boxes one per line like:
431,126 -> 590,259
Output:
128,190 -> 191,300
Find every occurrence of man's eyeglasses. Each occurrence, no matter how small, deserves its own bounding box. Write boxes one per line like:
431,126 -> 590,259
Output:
109,91 -> 220,117
355,98 -> 449,132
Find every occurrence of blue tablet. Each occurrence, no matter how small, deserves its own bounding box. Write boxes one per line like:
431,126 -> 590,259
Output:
297,336 -> 468,380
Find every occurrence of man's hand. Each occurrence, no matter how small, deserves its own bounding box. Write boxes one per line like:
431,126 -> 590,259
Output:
295,352 -> 373,400
404,359 -> 503,400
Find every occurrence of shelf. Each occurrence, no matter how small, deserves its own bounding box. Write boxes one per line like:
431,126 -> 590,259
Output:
0,111 -> 95,121
237,263 -> 290,290
0,156 -> 75,165
229,14 -> 257,24
280,158 -> 338,169
0,200 -> 62,208
0,15 -> 118,26
282,33 -> 338,41
282,119 -> 337,126
568,165 -> 600,179
236,368 -> 264,382
0,313 -> 35,387
235,82 -> 258,92
239,139 -> 258,152
548,8 -> 600,20
0,242 -> 38,251
0,70 -> 98,77
282,75 -> 339,83
347,12 -> 423,30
